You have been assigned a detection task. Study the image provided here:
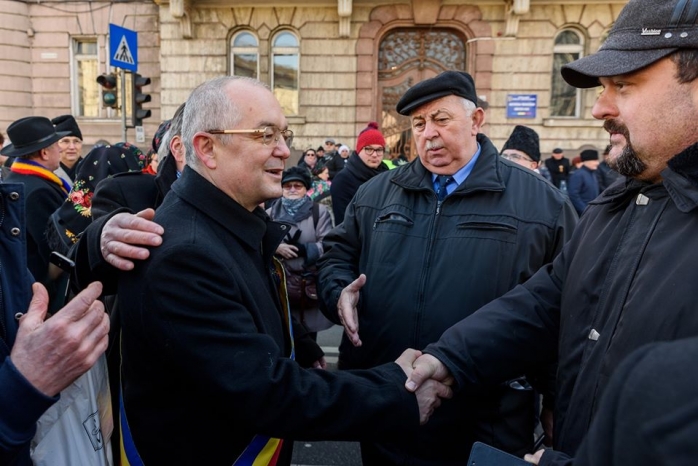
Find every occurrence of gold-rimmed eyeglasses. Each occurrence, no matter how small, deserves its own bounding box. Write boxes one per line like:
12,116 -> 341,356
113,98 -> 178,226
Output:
208,126 -> 294,147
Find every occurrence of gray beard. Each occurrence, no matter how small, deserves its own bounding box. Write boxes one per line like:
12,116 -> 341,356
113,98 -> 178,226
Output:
609,144 -> 646,178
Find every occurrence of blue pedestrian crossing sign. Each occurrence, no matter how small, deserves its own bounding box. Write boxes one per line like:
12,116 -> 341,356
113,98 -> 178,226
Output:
109,24 -> 138,71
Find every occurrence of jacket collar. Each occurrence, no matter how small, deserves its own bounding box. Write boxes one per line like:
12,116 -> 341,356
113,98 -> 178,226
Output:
391,133 -> 505,195
345,152 -> 389,182
171,167 -> 286,263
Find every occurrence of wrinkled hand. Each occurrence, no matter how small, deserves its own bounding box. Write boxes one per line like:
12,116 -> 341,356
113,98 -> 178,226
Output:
11,282 -> 109,397
524,449 -> 545,464
276,243 -> 299,259
101,208 -> 164,271
337,274 -> 366,347
405,353 -> 453,392
396,349 -> 453,424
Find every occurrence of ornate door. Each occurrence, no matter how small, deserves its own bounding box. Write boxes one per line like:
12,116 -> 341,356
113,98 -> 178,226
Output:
378,29 -> 466,160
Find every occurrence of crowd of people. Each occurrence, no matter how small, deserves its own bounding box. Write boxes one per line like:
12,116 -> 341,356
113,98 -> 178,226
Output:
3,0 -> 698,464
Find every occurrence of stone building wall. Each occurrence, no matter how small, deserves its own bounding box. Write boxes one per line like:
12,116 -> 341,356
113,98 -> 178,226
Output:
0,1 -> 160,146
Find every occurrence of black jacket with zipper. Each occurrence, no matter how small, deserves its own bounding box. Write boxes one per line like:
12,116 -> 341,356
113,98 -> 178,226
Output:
318,133 -> 577,464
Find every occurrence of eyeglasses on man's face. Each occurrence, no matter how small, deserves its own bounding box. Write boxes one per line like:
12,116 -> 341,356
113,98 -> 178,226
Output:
362,146 -> 385,156
208,126 -> 293,147
501,151 -> 533,164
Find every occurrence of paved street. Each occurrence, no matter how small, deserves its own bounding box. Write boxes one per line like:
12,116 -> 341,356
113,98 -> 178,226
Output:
291,325 -> 363,466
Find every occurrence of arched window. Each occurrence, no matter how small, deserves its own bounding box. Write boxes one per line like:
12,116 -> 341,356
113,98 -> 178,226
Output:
271,31 -> 299,115
550,29 -> 584,117
230,31 -> 259,79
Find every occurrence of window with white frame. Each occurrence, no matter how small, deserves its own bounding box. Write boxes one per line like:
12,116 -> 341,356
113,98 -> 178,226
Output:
550,29 -> 584,117
71,38 -> 100,117
271,31 -> 299,115
230,31 -> 260,79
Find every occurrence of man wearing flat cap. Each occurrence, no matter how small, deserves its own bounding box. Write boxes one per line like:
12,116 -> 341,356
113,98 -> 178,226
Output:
318,70 -> 577,464
405,0 -> 698,464
2,116 -> 71,288
51,114 -> 83,186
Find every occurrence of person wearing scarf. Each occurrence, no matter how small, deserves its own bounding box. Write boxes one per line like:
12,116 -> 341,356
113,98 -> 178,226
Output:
266,166 -> 334,338
330,122 -> 389,224
1,116 -> 71,288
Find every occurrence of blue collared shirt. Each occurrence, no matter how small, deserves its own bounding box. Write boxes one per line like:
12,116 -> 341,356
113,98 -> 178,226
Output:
431,142 -> 481,196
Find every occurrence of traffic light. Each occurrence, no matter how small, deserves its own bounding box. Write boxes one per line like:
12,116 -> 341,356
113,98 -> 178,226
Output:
131,73 -> 152,127
96,73 -> 118,109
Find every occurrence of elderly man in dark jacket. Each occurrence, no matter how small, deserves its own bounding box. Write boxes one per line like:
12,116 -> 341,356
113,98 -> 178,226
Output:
405,1 -> 698,465
318,71 -> 577,465
116,76 -> 450,466
2,117 -> 71,287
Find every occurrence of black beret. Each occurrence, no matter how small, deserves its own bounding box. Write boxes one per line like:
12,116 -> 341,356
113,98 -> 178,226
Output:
51,114 -> 83,140
396,71 -> 479,116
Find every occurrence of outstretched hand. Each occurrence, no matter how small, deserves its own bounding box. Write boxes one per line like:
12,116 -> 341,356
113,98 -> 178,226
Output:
100,208 -> 164,270
337,274 -> 366,347
11,282 -> 109,397
396,349 -> 453,425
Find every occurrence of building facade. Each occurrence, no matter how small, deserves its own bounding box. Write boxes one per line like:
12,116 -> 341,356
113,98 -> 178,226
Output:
1,0 -> 625,157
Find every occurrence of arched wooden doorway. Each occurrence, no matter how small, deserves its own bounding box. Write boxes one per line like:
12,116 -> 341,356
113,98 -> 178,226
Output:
378,29 -> 467,160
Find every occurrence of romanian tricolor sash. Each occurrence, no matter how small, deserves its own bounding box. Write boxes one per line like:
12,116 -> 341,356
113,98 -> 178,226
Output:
119,258 -> 296,466
10,158 -> 71,196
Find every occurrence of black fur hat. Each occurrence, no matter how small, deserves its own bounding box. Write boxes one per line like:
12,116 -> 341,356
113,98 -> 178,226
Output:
281,165 -> 312,190
501,125 -> 541,162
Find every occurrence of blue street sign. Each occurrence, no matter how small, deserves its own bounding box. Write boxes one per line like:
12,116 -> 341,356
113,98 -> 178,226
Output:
506,94 -> 537,119
109,24 -> 138,71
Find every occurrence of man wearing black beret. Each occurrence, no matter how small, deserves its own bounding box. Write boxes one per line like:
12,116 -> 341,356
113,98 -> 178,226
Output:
318,70 -> 577,464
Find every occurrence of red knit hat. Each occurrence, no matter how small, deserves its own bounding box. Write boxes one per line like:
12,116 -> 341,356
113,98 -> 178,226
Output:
356,122 -> 386,153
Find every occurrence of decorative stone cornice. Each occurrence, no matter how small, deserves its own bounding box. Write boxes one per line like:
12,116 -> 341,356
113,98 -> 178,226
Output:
504,0 -> 530,37
170,0 -> 193,39
338,0 -> 352,38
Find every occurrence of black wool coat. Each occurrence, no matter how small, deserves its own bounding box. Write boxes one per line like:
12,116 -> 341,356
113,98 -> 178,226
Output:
118,167 -> 420,465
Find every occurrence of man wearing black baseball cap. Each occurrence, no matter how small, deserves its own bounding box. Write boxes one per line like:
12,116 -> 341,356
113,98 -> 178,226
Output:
3,116 -> 71,286
405,1 -> 698,465
318,70 -> 576,464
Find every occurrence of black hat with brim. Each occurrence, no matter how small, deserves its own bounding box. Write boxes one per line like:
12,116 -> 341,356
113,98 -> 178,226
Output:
562,0 -> 698,88
1,116 -> 70,158
396,71 -> 479,115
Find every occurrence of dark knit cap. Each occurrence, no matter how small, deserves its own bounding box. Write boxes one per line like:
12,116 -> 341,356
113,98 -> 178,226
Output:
51,114 -> 83,140
501,125 -> 541,162
580,149 -> 599,161
562,0 -> 698,88
396,71 -> 479,115
281,165 -> 312,189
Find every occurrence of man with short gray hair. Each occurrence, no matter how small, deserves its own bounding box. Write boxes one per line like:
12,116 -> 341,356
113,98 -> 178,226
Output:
318,70 -> 576,464
116,76 -> 450,465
